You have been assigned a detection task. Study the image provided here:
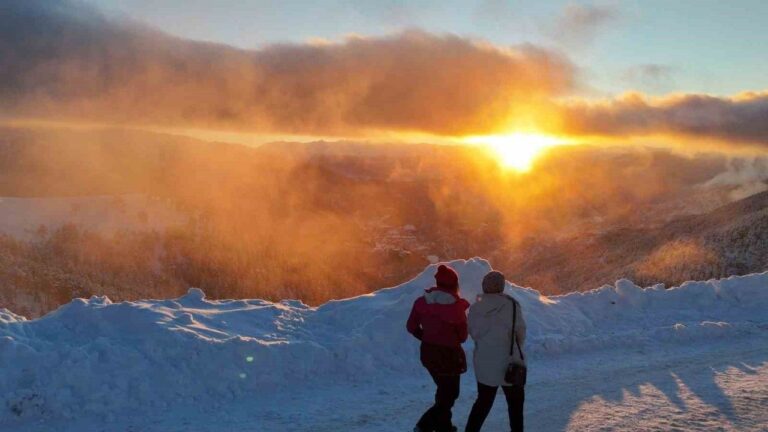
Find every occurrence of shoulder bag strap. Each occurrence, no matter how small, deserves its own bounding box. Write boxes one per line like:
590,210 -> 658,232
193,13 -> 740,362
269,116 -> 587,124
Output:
509,298 -> 525,361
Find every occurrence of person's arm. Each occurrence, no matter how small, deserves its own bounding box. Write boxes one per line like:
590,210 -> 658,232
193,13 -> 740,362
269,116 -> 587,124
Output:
468,306 -> 479,340
455,299 -> 469,343
406,298 -> 423,340
456,307 -> 468,343
515,302 -> 526,348
468,303 -> 489,341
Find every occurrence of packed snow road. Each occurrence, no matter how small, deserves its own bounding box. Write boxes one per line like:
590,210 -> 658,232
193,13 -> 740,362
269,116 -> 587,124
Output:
19,333 -> 764,432
244,336 -> 768,432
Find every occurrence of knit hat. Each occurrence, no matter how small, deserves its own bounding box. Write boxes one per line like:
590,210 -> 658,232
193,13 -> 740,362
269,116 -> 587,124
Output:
434,264 -> 459,290
482,271 -> 505,294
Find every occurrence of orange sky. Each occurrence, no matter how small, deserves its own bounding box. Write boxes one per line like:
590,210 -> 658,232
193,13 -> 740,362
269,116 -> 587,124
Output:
2,0 -> 768,159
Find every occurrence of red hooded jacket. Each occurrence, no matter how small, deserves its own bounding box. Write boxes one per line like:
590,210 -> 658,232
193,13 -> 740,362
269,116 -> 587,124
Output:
406,285 -> 470,375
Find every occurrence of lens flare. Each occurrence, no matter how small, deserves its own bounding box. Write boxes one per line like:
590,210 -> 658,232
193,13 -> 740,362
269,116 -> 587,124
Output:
465,133 -> 570,171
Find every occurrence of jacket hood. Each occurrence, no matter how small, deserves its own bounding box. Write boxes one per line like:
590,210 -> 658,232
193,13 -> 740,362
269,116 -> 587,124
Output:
424,287 -> 458,305
473,293 -> 515,316
424,287 -> 469,309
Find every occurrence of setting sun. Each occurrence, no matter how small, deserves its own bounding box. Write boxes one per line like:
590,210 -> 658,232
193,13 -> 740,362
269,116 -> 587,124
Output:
465,133 -> 570,171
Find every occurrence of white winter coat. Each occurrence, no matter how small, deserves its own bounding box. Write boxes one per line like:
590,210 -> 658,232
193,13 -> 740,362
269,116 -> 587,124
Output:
468,293 -> 526,387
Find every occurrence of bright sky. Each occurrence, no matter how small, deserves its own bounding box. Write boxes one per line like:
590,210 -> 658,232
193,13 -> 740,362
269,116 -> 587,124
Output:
92,0 -> 768,97
4,0 -> 767,165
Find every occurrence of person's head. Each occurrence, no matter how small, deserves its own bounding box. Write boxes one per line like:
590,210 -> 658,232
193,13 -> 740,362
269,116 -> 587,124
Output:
434,264 -> 459,292
482,270 -> 505,294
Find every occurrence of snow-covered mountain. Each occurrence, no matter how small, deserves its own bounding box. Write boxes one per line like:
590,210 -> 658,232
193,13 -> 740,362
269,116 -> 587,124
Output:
1,258 -> 767,431
1,125 -> 767,319
504,191 -> 768,293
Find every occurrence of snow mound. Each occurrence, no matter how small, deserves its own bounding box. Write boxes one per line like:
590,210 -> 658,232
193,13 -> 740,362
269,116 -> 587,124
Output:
1,258 -> 767,421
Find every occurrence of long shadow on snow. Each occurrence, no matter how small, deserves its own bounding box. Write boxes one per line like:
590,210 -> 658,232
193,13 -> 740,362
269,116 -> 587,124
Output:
516,342 -> 768,431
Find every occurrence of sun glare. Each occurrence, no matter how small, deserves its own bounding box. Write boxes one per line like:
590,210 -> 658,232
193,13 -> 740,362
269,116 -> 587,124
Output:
465,133 -> 569,171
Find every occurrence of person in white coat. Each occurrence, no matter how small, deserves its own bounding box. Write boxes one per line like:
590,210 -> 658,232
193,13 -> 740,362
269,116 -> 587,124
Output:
465,271 -> 526,432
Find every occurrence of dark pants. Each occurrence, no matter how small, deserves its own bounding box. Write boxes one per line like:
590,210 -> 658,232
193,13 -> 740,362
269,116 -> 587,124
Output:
465,382 -> 525,432
416,372 -> 461,432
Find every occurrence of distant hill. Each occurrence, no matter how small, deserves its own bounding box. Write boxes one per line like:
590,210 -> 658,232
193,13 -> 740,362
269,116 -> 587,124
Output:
1,125 -> 766,317
0,126 -> 262,197
502,190 -> 768,293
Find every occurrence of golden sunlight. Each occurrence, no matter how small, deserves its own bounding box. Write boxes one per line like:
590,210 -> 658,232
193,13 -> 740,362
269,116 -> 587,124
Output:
465,133 -> 570,171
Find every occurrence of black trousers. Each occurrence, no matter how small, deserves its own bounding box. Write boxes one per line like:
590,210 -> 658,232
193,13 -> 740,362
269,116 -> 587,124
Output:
465,382 -> 525,432
416,372 -> 461,432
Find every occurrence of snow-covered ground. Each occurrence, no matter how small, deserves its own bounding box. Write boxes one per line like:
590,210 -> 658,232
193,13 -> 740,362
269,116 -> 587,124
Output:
1,258 -> 766,431
0,195 -> 187,239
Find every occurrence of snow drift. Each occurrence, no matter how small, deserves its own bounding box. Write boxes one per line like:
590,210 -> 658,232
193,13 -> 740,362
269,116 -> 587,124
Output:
1,258 -> 767,422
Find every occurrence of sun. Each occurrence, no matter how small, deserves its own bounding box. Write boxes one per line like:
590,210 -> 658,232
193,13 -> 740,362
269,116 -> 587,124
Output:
464,132 -> 568,171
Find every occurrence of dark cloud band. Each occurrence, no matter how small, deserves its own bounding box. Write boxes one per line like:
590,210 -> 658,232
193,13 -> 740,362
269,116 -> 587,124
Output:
3,0 -> 767,147
0,0 -> 573,136
561,92 -> 768,146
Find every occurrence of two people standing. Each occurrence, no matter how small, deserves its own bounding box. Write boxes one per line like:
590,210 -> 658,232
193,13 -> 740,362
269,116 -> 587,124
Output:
407,265 -> 527,432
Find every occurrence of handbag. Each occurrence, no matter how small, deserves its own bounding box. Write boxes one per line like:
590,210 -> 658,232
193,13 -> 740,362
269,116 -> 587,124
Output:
504,297 -> 527,386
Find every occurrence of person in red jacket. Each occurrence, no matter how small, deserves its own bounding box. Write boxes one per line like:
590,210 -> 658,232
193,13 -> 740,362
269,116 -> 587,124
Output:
407,264 -> 470,432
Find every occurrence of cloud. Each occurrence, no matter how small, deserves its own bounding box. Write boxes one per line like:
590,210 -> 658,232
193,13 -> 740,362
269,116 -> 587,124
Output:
703,157 -> 768,200
621,64 -> 675,93
4,0 -> 765,149
546,3 -> 621,47
560,92 -> 768,146
0,0 -> 574,137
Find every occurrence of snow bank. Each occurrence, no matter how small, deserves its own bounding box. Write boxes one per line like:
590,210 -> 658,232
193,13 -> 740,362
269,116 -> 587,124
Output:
1,258 -> 767,421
